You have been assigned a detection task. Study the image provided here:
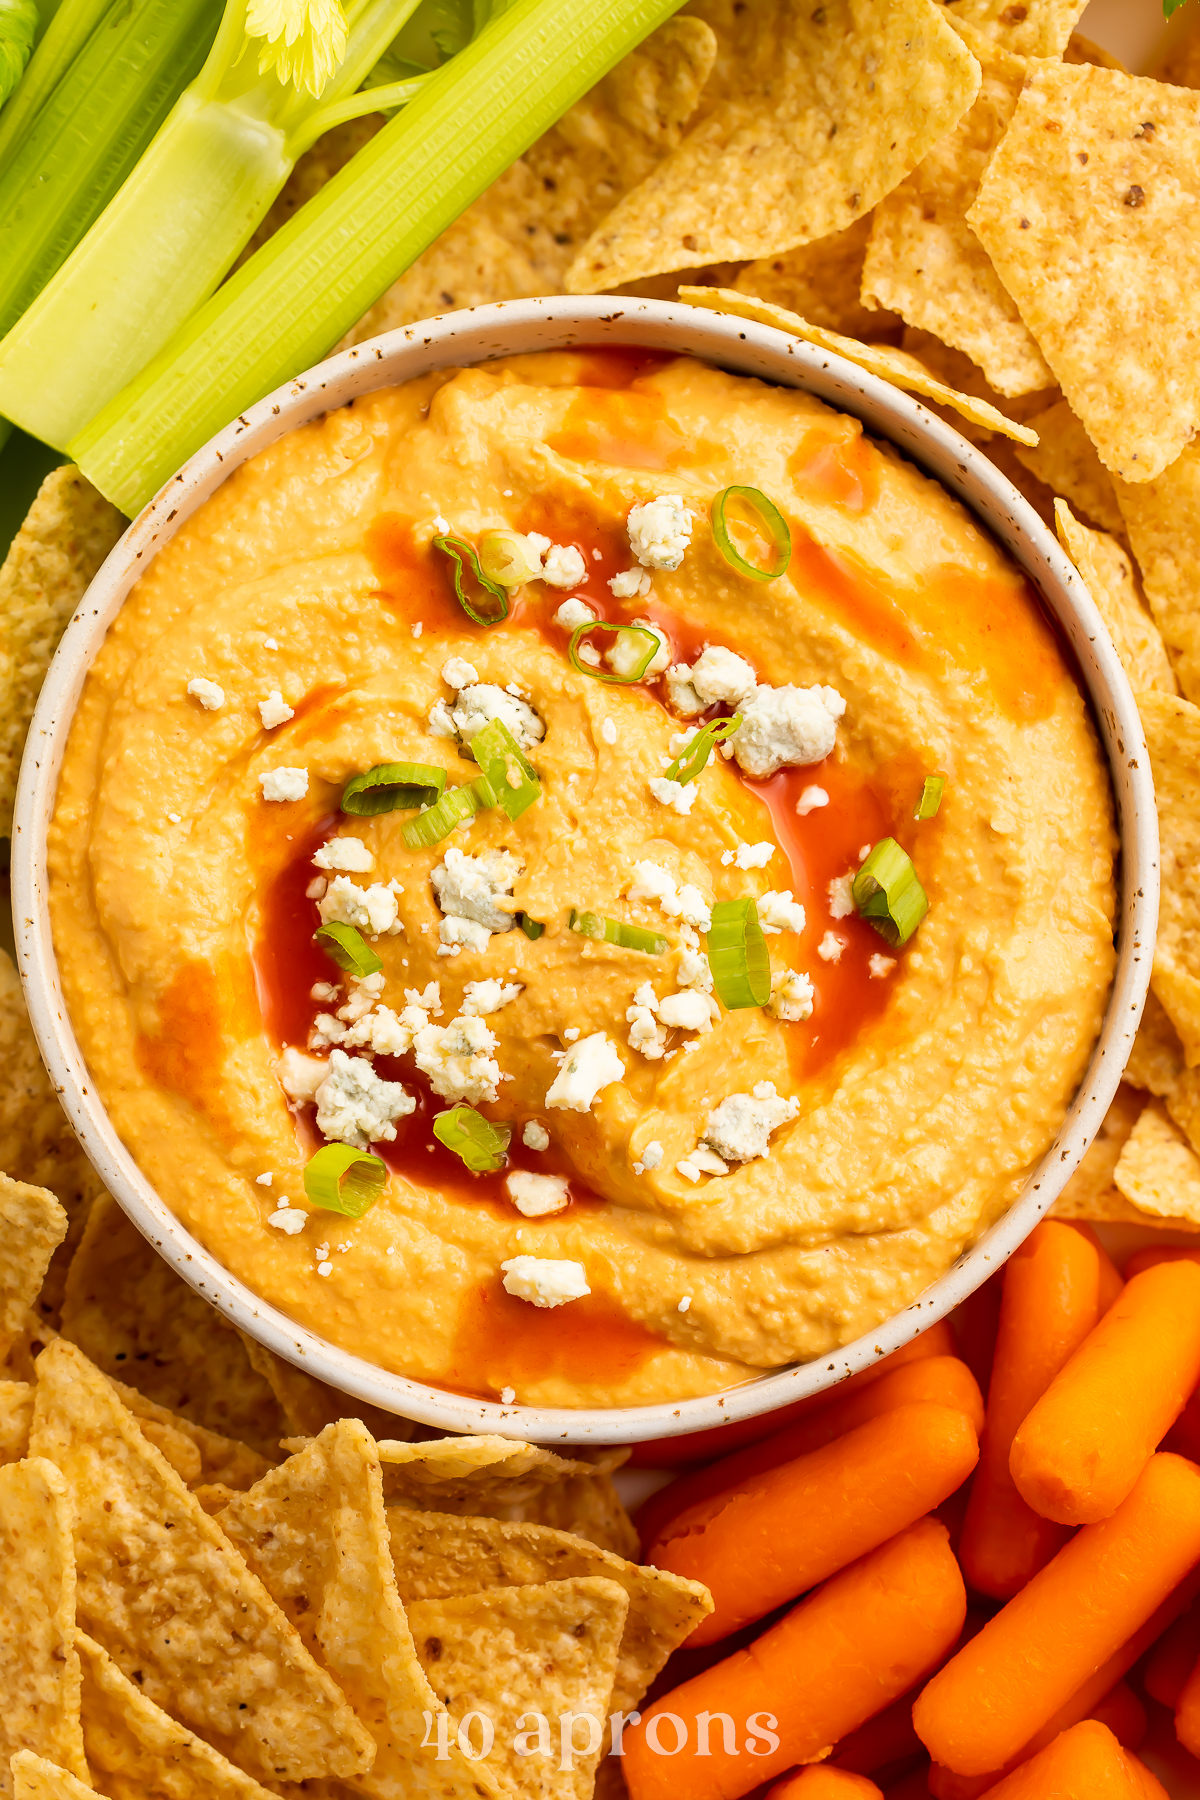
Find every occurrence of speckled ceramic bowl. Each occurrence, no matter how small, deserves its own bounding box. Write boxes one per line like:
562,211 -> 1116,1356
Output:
12,296 -> 1158,1443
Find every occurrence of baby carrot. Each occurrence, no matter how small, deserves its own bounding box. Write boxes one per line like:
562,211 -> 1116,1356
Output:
960,1222 -> 1101,1597
1144,1604 -> 1200,1708
1170,1603 -> 1200,1753
1061,1222 -> 1124,1311
627,1320 -> 958,1468
951,1272 -> 1003,1392
1089,1683 -> 1146,1751
651,1402 -> 978,1645
637,1357 -> 982,1551
973,1722 -> 1168,1800
766,1769 -> 883,1798
1010,1260 -> 1200,1523
1125,1245 -> 1200,1281
913,1452 -> 1200,1776
831,1693 -> 924,1778
623,1516 -> 965,1800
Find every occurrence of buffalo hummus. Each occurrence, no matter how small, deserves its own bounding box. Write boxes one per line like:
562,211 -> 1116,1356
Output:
48,350 -> 1117,1408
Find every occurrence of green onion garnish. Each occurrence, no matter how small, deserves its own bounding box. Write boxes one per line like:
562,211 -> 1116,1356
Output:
853,839 -> 929,947
707,897 -> 771,1010
711,486 -> 792,583
468,717 -> 541,822
303,1143 -> 387,1218
569,910 -> 667,955
568,621 -> 659,685
518,913 -> 544,940
342,761 -> 446,816
401,782 -> 487,849
478,528 -> 542,588
433,533 -> 509,627
914,775 -> 946,821
432,1105 -> 511,1173
664,713 -> 743,785
314,921 -> 384,977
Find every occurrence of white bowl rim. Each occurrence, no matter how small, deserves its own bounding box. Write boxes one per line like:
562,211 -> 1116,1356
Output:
13,294 -> 1157,1445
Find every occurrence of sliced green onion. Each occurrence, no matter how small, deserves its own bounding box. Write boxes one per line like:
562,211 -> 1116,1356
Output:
468,717 -> 541,821
569,621 -> 658,685
853,838 -> 929,947
664,713 -> 743,786
707,897 -> 771,1009
711,486 -> 791,582
569,910 -> 667,955
401,782 -> 485,849
314,921 -> 383,977
303,1142 -> 387,1217
433,533 -> 509,626
478,527 -> 542,588
518,912 -> 544,940
914,774 -> 946,821
433,1104 -> 511,1173
342,760 -> 446,816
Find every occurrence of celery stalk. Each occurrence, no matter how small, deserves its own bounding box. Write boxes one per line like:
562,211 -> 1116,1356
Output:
0,0 -> 224,350
0,0 -> 112,165
73,0 -> 684,516
0,0 -> 425,452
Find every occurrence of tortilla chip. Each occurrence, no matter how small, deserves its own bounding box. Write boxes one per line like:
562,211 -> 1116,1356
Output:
387,1509 -> 711,1715
29,1340 -> 374,1785
968,64 -> 1200,484
0,1380 -> 33,1462
1054,502 -> 1177,698
1064,33 -> 1126,74
0,1457 -> 89,1794
0,1178 -> 67,1363
1150,5 -> 1200,91
1114,1098 -> 1200,1223
1114,442 -> 1200,706
107,1377 -> 271,1491
216,1421 -> 505,1800
0,951 -> 106,1320
1015,399 -> 1124,537
566,0 -> 981,292
408,1579 -> 629,1800
76,1631 -> 279,1800
60,1192 -> 287,1460
861,28 -> 1050,396
1051,1083 -> 1146,1224
733,216 -> 902,340
1128,991 -> 1187,1100
940,0 -> 1086,57
1140,692 -> 1200,1066
679,286 -> 1038,445
235,1329 -> 409,1444
0,467 -> 124,838
369,1436 -> 635,1554
9,1756 -> 93,1800
346,16 -> 717,341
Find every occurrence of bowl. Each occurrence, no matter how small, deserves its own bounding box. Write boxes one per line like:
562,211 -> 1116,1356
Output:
12,295 -> 1158,1445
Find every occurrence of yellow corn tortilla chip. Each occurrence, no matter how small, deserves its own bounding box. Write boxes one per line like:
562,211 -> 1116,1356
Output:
1016,399 -> 1124,537
76,1631 -> 279,1800
861,27 -> 1050,397
733,216 -> 902,340
1140,692 -> 1200,1067
346,16 -> 717,341
29,1340 -> 374,1785
944,0 -> 1085,57
1,1311 -> 54,1383
968,64 -> 1200,484
0,952 -> 105,1321
678,286 -> 1038,445
1151,4 -> 1200,90
1051,1083 -> 1145,1224
235,1328 -> 409,1444
0,1457 -> 89,1794
107,1379 -> 272,1492
0,467 -> 124,839
370,1436 -> 635,1556
216,1420 -> 505,1800
60,1192 -> 287,1460
1114,1098 -> 1200,1223
0,1379 -> 33,1462
9,1756 -> 93,1800
1128,991 -> 1186,1099
566,0 -> 982,293
1064,33 -> 1126,74
0,1178 -> 67,1363
408,1579 -> 629,1800
1054,502 -> 1177,699
387,1509 -> 711,1715
1114,442 -> 1200,706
